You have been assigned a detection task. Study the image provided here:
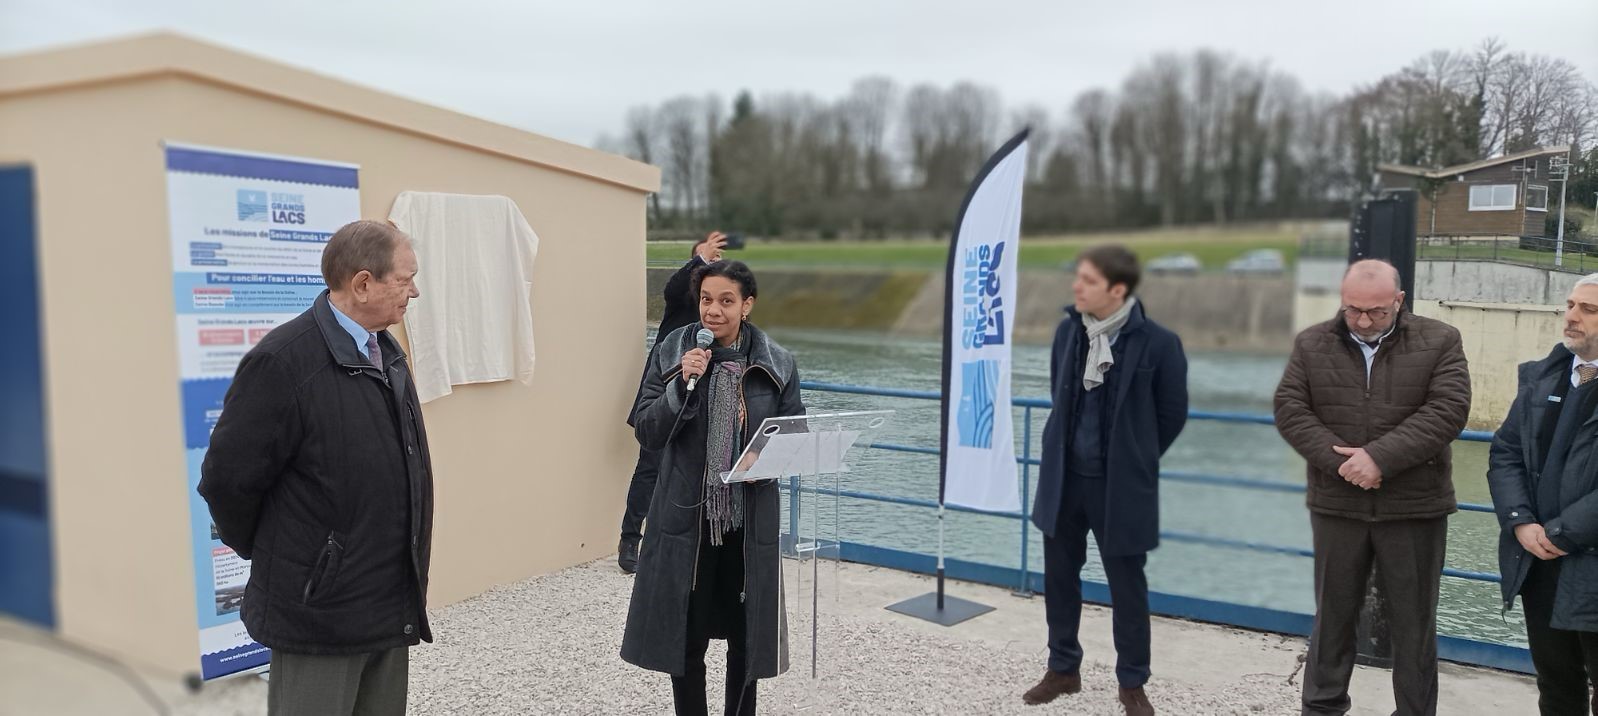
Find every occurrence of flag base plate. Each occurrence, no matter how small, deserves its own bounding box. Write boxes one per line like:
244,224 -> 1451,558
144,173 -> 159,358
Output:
885,592 -> 995,626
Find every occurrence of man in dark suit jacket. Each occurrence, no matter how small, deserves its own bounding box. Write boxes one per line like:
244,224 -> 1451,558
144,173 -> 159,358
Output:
617,232 -> 726,573
1490,274 -> 1598,715
1023,245 -> 1188,716
199,220 -> 432,716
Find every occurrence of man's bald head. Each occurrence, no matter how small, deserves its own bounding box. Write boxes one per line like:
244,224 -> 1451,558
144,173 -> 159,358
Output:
1341,259 -> 1404,341
1342,259 -> 1401,293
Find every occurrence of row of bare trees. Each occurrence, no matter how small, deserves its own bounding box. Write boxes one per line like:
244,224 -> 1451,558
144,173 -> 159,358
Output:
599,39 -> 1597,239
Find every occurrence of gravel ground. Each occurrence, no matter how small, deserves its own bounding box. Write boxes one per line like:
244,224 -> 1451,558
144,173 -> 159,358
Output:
159,557 -> 1301,715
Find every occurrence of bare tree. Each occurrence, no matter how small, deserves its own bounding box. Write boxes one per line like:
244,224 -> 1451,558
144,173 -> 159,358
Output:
621,105 -> 663,222
841,76 -> 899,195
1070,89 -> 1114,212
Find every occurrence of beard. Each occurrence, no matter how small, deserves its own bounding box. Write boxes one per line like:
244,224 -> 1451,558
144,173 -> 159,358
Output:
1565,332 -> 1598,358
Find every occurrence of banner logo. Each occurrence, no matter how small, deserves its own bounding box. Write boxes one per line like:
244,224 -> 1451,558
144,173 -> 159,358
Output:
961,241 -> 1007,349
235,190 -> 267,222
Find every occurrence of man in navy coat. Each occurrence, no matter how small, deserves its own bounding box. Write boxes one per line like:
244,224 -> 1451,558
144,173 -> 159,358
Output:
1023,244 -> 1188,716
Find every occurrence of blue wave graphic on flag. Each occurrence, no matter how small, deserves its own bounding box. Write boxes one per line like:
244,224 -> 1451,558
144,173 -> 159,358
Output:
957,359 -> 998,448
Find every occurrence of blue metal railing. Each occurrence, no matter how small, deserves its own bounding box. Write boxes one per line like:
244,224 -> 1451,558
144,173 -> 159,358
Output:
791,380 -> 1529,673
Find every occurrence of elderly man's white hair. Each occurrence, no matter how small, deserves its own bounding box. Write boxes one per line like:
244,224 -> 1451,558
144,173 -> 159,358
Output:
1342,258 -> 1401,292
1575,273 -> 1598,290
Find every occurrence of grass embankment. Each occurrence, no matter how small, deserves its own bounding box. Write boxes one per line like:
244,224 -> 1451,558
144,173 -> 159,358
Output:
646,224 -> 1301,270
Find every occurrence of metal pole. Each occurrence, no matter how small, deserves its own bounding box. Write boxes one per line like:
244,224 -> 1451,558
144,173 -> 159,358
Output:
1557,172 -> 1568,263
1017,406 -> 1033,597
787,473 -> 800,556
812,420 -> 821,678
936,505 -> 946,611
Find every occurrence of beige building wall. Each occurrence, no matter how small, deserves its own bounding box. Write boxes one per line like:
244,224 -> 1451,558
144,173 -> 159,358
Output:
1412,300 -> 1565,430
0,34 -> 658,675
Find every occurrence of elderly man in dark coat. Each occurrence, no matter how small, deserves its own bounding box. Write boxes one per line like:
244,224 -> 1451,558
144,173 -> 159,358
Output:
198,220 -> 433,716
1275,259 -> 1470,716
1490,273 -> 1598,715
1024,244 -> 1188,716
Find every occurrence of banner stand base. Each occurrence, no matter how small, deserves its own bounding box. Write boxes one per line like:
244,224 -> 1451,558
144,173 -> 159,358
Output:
885,592 -> 995,627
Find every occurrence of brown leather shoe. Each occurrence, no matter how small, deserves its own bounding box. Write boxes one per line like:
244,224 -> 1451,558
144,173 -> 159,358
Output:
1022,670 -> 1080,705
1119,686 -> 1155,715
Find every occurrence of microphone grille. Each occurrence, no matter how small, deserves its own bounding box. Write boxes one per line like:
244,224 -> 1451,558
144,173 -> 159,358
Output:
695,328 -> 715,348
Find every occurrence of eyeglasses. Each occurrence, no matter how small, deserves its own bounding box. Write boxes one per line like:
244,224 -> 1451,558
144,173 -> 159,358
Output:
1343,305 -> 1393,321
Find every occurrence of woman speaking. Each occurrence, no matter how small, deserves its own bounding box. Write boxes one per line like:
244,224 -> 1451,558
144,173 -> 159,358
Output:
622,259 -> 803,715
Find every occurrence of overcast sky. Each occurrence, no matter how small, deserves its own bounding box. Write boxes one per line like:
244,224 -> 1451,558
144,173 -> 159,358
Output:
3,0 -> 1595,149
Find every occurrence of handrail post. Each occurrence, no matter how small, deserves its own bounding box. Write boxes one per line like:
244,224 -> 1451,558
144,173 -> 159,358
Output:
1015,406 -> 1034,597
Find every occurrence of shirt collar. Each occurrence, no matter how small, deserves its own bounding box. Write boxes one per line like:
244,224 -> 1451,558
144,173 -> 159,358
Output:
1349,322 -> 1397,349
326,297 -> 375,357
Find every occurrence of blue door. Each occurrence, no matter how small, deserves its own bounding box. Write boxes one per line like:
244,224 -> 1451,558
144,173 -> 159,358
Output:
0,165 -> 53,627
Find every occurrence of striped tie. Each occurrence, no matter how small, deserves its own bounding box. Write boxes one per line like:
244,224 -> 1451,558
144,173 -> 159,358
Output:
1580,364 -> 1598,386
366,333 -> 383,369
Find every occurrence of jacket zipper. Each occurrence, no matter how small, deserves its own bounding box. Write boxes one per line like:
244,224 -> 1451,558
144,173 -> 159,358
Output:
1349,338 -> 1377,518
303,532 -> 340,603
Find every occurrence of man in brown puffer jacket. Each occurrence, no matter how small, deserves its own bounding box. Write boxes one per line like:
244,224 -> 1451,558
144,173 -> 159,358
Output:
1274,259 -> 1471,716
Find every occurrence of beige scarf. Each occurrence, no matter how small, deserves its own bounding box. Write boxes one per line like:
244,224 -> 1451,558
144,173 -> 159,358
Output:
1082,297 -> 1137,392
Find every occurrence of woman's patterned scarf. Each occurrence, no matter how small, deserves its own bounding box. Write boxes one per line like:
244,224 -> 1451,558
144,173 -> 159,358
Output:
702,332 -> 750,544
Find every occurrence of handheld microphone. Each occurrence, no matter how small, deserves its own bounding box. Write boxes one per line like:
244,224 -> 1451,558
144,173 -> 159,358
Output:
685,328 -> 715,392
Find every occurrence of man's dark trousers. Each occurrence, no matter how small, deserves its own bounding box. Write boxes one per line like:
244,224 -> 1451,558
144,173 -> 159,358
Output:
1302,513 -> 1446,716
1521,559 -> 1598,715
1043,472 -> 1151,688
619,444 -> 660,544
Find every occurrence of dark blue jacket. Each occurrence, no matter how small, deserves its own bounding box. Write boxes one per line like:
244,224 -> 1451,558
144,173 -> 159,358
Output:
1031,301 -> 1189,556
1489,344 -> 1598,629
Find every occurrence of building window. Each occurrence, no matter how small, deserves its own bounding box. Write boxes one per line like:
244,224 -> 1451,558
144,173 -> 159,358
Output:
1469,184 -> 1517,211
1526,185 -> 1549,212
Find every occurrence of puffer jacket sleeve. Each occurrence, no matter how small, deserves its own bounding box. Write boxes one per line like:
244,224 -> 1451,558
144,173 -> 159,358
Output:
1274,332 -> 1350,476
1362,326 -> 1471,478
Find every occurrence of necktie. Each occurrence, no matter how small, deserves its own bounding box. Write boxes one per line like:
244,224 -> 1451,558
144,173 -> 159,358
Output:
366,333 -> 383,369
1579,364 -> 1598,386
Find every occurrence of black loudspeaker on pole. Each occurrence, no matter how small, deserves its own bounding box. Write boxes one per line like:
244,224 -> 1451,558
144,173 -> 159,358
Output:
1349,189 -> 1418,312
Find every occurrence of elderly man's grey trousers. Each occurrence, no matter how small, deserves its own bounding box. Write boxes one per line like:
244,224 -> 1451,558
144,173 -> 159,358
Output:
267,646 -> 408,716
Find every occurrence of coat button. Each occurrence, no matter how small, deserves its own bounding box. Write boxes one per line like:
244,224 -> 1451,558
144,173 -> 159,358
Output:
1511,511 -> 1520,518
1550,526 -> 1562,535
407,445 -> 414,455
404,624 -> 414,635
